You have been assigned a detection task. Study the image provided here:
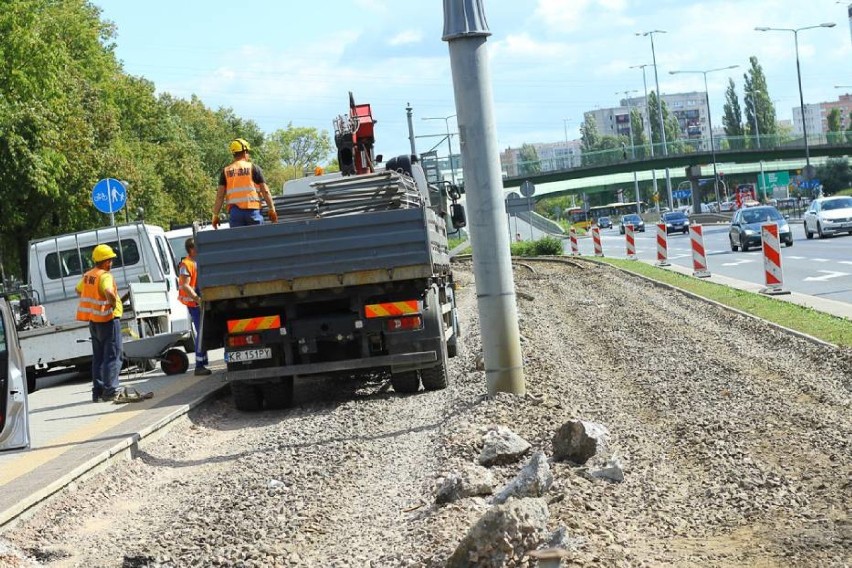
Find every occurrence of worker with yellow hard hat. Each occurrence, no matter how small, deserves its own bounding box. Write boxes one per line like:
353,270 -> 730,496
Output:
76,244 -> 124,402
212,138 -> 278,228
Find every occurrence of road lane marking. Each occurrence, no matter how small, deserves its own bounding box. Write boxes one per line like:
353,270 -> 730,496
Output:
812,258 -> 830,263
803,271 -> 850,282
840,261 -> 852,266
722,259 -> 756,267
786,256 -> 806,260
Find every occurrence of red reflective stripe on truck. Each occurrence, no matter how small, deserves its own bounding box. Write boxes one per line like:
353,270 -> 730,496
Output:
227,315 -> 281,333
364,301 -> 419,318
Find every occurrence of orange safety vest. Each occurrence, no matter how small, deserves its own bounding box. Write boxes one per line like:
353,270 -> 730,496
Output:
76,268 -> 117,323
178,257 -> 198,307
223,159 -> 261,210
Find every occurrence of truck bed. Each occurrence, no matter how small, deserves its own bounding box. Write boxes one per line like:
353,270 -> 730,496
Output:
196,207 -> 449,302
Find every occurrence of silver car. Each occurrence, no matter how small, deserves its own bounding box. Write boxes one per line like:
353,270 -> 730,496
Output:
803,196 -> 852,239
0,297 -> 31,452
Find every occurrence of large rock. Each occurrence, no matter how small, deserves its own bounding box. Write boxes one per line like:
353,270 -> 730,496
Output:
447,498 -> 550,568
478,426 -> 531,466
493,451 -> 553,505
436,465 -> 495,504
552,420 -> 609,464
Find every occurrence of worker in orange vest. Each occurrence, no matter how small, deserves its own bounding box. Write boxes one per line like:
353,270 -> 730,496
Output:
212,138 -> 278,228
178,238 -> 210,376
76,244 -> 123,402
314,165 -> 324,176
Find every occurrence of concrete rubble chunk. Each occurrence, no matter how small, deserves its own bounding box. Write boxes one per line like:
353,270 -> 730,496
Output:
447,498 -> 550,568
552,420 -> 609,464
546,525 -> 587,551
493,451 -> 554,505
436,465 -> 496,504
588,458 -> 625,483
478,426 -> 532,466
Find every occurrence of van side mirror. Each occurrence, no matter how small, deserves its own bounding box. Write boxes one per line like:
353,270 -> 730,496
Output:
375,154 -> 383,163
450,203 -> 467,229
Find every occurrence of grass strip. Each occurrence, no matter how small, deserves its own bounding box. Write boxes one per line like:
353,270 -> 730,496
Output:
597,257 -> 852,347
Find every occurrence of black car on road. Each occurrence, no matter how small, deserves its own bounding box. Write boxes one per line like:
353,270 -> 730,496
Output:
729,206 -> 793,251
661,211 -> 690,234
597,216 -> 613,229
619,214 -> 645,234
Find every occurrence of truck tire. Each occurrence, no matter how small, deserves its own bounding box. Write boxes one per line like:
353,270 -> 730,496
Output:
422,285 -> 450,391
262,379 -> 294,410
231,382 -> 263,412
391,371 -> 420,393
421,362 -> 447,391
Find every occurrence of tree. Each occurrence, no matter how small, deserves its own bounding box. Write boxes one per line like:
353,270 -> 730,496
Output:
847,111 -> 852,144
269,124 -> 332,180
629,108 -> 647,158
743,56 -> 777,145
815,157 -> 852,194
722,78 -> 744,139
580,115 -> 600,152
518,143 -> 541,176
826,108 -> 843,144
647,91 -> 680,151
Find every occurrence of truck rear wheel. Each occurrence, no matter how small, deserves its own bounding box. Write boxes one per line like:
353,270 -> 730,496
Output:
231,382 -> 263,412
391,370 -> 420,393
420,363 -> 447,391
262,379 -> 294,410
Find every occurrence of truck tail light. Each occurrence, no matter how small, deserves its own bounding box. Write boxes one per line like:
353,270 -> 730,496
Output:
227,333 -> 261,347
386,315 -> 422,332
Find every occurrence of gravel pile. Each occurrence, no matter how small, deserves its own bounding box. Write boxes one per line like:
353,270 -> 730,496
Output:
3,259 -> 850,567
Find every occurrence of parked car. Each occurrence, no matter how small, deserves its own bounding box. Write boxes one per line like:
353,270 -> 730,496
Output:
662,211 -> 690,234
619,214 -> 645,234
729,206 -> 792,251
597,216 -> 613,229
803,196 -> 852,239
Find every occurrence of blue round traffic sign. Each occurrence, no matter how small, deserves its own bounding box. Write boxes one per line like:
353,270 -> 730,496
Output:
92,178 -> 127,214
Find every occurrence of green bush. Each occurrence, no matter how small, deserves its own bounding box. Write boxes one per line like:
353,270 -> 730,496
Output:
511,236 -> 564,256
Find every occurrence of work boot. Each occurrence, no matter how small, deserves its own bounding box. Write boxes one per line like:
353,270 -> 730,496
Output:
194,367 -> 212,376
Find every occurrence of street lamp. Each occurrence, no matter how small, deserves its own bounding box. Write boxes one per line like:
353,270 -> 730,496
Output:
637,30 -> 673,209
618,89 -> 642,214
630,63 -> 660,204
755,23 -> 836,177
669,65 -> 739,210
422,114 -> 458,184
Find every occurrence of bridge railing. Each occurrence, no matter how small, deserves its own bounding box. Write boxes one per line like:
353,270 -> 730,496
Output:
506,133 -> 850,178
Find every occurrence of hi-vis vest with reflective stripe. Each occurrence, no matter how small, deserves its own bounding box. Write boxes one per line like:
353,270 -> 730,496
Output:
223,159 -> 261,210
76,268 -> 116,322
178,257 -> 198,307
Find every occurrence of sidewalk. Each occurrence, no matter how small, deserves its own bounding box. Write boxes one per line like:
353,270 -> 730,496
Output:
0,352 -> 227,527
643,258 -> 852,320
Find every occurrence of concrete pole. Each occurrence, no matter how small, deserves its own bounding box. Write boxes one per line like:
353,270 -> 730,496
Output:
443,0 -> 525,395
622,92 -> 641,214
634,64 -> 659,205
406,103 -> 417,156
648,33 -> 674,210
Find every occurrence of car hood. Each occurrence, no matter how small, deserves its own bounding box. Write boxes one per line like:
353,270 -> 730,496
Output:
819,208 -> 852,220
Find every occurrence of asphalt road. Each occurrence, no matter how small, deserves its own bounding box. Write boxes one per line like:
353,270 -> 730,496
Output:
590,223 -> 852,304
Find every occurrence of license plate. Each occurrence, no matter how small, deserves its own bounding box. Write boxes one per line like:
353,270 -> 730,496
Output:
226,348 -> 272,363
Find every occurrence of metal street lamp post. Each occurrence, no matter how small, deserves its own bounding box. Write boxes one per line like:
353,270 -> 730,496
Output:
630,63 -> 659,203
755,23 -> 836,177
638,30 -> 673,209
422,114 -> 458,184
669,65 -> 739,211
618,89 -> 642,214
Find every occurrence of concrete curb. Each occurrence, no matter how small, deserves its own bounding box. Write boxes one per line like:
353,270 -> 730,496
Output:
577,257 -> 840,349
0,381 -> 229,528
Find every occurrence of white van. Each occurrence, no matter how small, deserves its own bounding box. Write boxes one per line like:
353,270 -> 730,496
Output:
21,223 -> 192,387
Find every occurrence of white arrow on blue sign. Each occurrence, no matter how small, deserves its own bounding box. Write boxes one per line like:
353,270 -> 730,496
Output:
92,178 -> 127,215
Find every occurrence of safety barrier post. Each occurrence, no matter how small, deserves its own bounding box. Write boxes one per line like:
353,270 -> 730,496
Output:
569,226 -> 579,256
689,224 -> 711,278
656,223 -> 670,266
592,226 -> 604,257
625,224 -> 637,260
759,223 -> 790,295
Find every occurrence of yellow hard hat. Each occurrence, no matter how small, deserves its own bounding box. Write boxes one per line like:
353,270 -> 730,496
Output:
92,244 -> 117,263
229,138 -> 251,154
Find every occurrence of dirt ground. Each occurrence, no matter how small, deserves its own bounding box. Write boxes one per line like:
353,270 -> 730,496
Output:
2,259 -> 850,567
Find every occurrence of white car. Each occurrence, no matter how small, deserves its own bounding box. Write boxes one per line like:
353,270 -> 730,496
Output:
803,196 -> 852,239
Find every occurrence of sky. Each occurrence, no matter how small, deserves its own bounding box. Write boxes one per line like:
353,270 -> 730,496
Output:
94,0 -> 852,159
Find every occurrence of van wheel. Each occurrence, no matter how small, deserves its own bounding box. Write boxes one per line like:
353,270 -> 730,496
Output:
262,379 -> 294,409
232,382 -> 263,411
391,371 -> 420,393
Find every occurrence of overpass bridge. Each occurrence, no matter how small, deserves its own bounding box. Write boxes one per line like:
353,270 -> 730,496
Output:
502,134 -> 852,199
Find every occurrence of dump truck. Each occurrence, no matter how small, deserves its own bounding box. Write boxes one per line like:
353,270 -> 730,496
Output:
196,95 -> 463,411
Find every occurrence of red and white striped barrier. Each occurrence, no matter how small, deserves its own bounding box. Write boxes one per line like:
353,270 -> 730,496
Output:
592,226 -> 604,257
625,224 -> 637,260
656,223 -> 670,266
760,223 -> 789,295
689,224 -> 711,278
569,227 -> 579,256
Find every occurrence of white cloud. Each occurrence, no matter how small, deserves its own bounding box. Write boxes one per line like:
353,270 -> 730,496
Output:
388,30 -> 423,46
534,0 -> 630,32
492,33 -> 576,60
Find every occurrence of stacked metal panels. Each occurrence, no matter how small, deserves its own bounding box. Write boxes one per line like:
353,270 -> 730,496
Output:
267,172 -> 423,222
